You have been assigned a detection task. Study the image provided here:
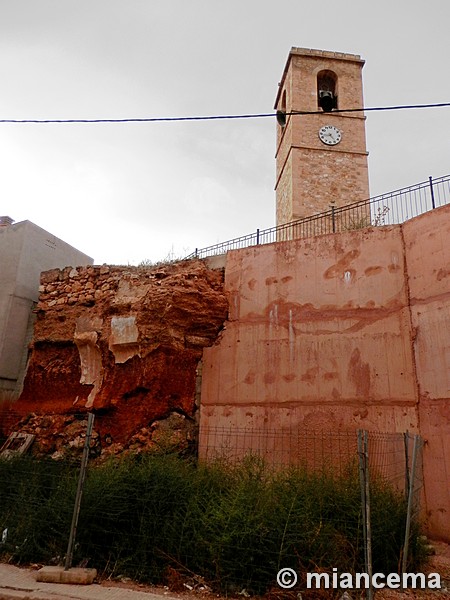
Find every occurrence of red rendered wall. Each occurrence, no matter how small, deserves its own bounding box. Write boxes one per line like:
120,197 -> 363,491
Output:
403,204 -> 450,540
200,204 -> 450,540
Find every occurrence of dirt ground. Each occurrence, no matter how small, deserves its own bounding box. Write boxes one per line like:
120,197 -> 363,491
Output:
376,541 -> 450,599
98,541 -> 450,599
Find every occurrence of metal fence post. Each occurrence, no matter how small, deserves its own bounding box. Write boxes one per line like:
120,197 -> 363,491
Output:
403,431 -> 410,500
401,434 -> 419,574
64,412 -> 95,570
429,176 -> 436,209
358,430 -> 373,600
331,203 -> 336,233
256,228 -> 260,245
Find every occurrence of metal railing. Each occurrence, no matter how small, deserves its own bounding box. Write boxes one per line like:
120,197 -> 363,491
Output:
186,174 -> 450,259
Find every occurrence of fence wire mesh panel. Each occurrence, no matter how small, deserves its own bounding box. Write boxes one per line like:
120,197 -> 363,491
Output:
199,426 -> 423,484
0,426 -> 426,595
402,433 -> 425,573
199,426 -> 359,475
186,174 -> 450,259
404,433 -> 425,528
366,431 -> 413,493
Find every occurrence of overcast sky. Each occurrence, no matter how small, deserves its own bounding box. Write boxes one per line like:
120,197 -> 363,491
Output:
0,0 -> 449,265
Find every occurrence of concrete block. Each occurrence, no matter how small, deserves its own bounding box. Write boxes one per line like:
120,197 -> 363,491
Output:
36,566 -> 64,583
204,254 -> 226,270
60,567 -> 97,584
36,566 -> 97,584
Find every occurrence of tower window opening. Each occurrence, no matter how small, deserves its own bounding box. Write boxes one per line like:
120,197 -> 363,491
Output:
277,89 -> 287,128
281,89 -> 286,111
317,70 -> 338,112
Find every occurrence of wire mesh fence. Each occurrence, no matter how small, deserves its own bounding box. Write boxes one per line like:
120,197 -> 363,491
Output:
0,421 -> 426,596
199,425 -> 359,476
200,425 -> 426,598
199,426 -> 423,494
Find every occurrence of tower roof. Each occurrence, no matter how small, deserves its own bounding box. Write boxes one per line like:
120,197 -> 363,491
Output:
274,47 -> 365,108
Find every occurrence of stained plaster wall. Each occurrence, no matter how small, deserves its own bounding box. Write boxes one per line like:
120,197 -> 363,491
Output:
200,203 -> 450,540
403,205 -> 450,539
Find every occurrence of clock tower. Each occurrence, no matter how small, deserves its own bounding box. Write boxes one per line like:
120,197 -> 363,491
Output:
274,47 -> 370,226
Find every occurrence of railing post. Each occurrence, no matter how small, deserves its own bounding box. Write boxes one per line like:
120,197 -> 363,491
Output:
256,228 -> 260,245
195,248 -> 198,258
429,176 -> 436,209
331,202 -> 336,233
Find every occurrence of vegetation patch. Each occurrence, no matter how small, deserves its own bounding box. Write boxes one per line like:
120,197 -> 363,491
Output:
0,453 -> 425,594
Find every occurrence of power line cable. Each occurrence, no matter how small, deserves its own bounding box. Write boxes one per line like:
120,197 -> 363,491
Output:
0,113 -> 272,124
0,102 -> 448,124
290,102 -> 450,115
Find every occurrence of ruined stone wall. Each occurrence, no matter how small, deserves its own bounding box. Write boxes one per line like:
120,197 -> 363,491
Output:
5,260 -> 228,458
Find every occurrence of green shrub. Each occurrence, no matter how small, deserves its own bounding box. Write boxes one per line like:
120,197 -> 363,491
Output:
0,455 -> 76,563
0,453 -> 425,593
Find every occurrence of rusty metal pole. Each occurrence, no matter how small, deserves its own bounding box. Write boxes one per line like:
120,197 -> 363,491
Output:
64,412 -> 95,570
402,434 -> 419,575
358,430 -> 373,600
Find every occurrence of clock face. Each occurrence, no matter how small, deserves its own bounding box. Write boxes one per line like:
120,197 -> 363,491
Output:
319,125 -> 342,146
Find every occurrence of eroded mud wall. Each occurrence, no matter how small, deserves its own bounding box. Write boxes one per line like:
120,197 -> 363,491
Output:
6,260 -> 228,457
